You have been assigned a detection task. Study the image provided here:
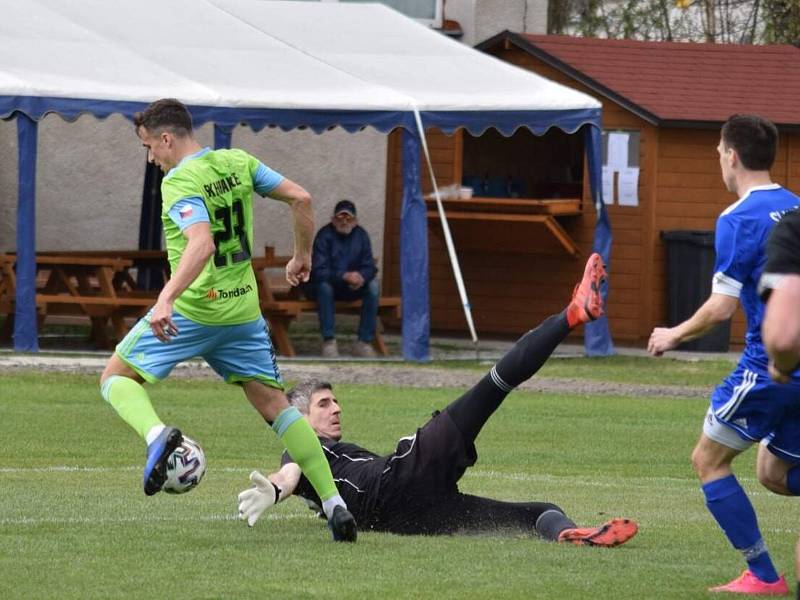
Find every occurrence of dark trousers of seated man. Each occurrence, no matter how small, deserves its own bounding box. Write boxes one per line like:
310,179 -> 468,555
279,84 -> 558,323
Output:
306,278 -> 380,343
370,312 -> 580,539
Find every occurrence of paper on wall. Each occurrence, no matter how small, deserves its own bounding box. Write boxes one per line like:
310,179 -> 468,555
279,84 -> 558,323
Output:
602,166 -> 614,205
618,167 -> 640,207
607,132 -> 629,170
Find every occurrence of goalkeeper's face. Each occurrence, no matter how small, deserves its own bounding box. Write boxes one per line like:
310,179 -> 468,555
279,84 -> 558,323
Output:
306,389 -> 342,441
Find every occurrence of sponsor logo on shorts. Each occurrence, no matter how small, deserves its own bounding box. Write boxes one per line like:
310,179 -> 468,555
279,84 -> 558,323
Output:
206,284 -> 254,300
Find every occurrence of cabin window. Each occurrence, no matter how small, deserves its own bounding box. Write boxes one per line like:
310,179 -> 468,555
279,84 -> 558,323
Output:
461,128 -> 584,201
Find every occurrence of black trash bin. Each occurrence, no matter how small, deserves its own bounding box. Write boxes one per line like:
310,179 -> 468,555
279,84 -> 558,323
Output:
661,230 -> 731,352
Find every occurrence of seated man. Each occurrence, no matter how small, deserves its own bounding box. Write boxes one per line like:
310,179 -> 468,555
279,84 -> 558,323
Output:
239,254 -> 639,545
304,199 -> 379,358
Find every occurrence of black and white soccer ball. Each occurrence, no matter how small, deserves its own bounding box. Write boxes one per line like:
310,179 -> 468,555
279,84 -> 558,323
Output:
163,436 -> 206,494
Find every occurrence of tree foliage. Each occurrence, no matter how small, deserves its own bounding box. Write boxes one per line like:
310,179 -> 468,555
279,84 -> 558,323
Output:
547,0 -> 800,45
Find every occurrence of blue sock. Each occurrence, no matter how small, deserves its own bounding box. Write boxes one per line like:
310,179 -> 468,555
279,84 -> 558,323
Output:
702,475 -> 779,583
786,465 -> 800,496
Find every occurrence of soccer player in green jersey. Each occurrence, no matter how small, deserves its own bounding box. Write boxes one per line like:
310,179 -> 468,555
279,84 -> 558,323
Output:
99,98 -> 356,542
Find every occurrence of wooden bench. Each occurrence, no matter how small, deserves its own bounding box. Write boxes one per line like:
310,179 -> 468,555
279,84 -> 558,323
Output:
0,253 -> 159,348
36,249 -> 170,293
253,246 -> 401,357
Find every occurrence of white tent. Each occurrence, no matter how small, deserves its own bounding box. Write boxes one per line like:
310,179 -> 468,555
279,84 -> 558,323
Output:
1,0 -> 613,358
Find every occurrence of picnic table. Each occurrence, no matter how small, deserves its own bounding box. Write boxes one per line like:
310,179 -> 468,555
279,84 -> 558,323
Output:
0,252 -> 164,348
1,248 -> 401,355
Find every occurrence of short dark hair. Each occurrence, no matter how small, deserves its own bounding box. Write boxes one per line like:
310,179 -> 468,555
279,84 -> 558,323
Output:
133,98 -> 193,137
287,380 -> 333,414
721,114 -> 778,171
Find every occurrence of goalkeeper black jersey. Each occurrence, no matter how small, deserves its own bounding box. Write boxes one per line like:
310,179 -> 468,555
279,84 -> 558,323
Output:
760,209 -> 800,301
282,439 -> 389,526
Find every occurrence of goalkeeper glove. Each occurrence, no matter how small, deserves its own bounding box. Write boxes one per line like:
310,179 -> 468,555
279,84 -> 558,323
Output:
237,470 -> 283,527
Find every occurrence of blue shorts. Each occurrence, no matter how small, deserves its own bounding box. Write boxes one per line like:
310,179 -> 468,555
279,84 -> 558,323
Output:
115,309 -> 283,388
704,361 -> 800,462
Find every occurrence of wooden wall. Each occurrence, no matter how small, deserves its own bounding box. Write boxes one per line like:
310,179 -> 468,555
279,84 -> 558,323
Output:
382,125 -> 613,339
652,128 -> 800,347
382,44 -> 800,347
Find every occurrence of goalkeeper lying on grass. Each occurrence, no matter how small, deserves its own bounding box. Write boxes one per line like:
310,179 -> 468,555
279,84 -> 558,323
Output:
238,254 -> 638,545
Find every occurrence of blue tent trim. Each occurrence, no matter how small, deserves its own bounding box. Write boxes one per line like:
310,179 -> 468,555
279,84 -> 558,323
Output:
1,96 -> 599,136
5,95 -> 612,360
419,108 -> 600,136
0,95 -> 414,133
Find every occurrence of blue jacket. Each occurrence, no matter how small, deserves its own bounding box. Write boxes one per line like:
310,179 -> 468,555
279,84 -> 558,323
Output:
310,223 -> 377,286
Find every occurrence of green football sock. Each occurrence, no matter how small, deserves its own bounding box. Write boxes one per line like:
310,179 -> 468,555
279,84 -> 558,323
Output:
273,406 -> 338,501
101,375 -> 163,441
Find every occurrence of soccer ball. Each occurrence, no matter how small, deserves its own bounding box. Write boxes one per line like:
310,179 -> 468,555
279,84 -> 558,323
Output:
163,436 -> 206,494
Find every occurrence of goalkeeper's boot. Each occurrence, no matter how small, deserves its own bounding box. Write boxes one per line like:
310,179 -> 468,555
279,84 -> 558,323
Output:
558,518 -> 638,547
708,570 -> 789,595
566,252 -> 606,328
143,427 -> 183,496
328,505 -> 358,542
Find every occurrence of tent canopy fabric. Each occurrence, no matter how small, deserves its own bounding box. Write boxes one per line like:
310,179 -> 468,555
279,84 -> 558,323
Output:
1,0 -> 600,130
1,0 -> 612,359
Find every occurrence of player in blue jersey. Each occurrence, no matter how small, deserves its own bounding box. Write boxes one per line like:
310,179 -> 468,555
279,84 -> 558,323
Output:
649,115 -> 800,595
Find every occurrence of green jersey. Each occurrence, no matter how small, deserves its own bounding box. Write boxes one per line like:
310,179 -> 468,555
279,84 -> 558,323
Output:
161,148 -> 266,325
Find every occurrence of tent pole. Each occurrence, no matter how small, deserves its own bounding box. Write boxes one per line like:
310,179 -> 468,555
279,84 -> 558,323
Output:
412,109 -> 479,350
14,113 -> 39,352
583,124 -> 615,356
400,128 -> 431,362
137,161 -> 164,290
214,124 -> 233,150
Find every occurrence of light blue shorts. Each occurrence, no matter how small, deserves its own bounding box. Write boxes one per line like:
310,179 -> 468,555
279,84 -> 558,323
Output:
705,361 -> 800,462
115,309 -> 283,388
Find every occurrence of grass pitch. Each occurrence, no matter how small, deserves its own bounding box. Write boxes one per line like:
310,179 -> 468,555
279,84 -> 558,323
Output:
1,363 -> 796,599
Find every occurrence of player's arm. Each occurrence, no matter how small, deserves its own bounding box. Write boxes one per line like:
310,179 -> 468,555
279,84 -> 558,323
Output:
269,461 -> 301,497
650,215 -> 744,356
252,162 -> 314,284
252,161 -> 314,284
150,220 -> 215,342
267,178 -> 314,286
763,275 -> 800,382
648,293 -> 738,356
237,463 -> 301,527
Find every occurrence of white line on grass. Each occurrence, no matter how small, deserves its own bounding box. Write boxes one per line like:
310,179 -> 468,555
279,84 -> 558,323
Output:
0,465 -> 254,474
467,470 -> 788,499
2,465 -> 763,489
0,512 -> 305,526
0,466 -> 139,473
469,470 -> 704,487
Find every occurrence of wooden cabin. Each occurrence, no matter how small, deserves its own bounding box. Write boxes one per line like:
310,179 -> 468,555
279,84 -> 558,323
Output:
381,34 -> 800,347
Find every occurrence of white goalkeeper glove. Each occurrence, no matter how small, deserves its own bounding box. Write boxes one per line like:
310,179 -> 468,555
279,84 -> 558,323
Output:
237,470 -> 283,527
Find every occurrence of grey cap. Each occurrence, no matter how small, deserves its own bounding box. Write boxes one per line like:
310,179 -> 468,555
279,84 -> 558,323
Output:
334,199 -> 356,217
